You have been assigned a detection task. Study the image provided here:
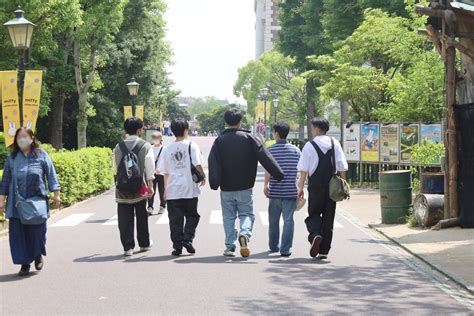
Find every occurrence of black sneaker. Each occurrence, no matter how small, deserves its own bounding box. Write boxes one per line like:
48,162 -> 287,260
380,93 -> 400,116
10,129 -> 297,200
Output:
281,253 -> 291,257
34,256 -> 44,271
171,249 -> 182,256
238,235 -> 251,258
318,254 -> 328,260
18,264 -> 30,276
183,241 -> 196,254
310,235 -> 322,258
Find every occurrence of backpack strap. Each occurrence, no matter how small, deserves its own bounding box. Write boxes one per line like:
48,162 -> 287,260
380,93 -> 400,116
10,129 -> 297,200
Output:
131,140 -> 146,156
119,141 -> 130,156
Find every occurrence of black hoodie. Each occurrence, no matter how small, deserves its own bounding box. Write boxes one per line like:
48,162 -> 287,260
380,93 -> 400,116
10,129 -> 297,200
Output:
208,128 -> 284,191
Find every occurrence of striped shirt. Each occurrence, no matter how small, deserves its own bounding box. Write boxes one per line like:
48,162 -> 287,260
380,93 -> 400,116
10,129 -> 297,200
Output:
268,140 -> 301,199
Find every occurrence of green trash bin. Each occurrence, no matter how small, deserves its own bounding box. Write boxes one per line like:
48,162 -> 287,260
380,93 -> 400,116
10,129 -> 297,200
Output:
379,170 -> 412,224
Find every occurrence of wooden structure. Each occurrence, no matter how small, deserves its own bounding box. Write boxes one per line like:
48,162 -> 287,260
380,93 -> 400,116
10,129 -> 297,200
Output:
415,0 -> 474,220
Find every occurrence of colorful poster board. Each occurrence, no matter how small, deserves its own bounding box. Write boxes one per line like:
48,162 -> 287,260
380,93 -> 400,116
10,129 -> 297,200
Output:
124,106 -> 133,121
343,124 -> 361,161
361,124 -> 380,162
421,124 -> 442,144
380,124 -> 400,163
135,105 -> 144,121
0,71 -> 21,147
22,70 -> 43,132
400,124 -> 419,163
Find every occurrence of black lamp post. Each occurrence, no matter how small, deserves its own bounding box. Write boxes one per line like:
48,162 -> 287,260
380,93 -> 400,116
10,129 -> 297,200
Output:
273,99 -> 279,123
127,77 -> 140,116
4,7 -> 36,126
259,87 -> 269,127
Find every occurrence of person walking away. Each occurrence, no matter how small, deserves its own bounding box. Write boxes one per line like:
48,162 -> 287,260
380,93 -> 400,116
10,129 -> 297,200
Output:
264,122 -> 301,257
208,108 -> 284,258
297,118 -> 348,259
114,117 -> 155,257
158,119 -> 205,256
0,127 -> 61,276
163,120 -> 171,136
147,132 -> 166,216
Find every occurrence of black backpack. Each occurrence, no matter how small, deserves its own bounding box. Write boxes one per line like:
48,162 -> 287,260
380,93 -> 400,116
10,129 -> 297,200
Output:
116,140 -> 145,193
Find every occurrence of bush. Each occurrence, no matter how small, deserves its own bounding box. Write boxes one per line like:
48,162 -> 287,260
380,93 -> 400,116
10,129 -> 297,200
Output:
0,133 -> 9,169
50,147 -> 114,206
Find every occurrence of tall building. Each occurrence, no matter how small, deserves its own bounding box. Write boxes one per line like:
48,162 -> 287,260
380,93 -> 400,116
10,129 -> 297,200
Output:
255,0 -> 281,59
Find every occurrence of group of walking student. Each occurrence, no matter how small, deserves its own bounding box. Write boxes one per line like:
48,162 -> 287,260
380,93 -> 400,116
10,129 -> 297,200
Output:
114,108 -> 348,259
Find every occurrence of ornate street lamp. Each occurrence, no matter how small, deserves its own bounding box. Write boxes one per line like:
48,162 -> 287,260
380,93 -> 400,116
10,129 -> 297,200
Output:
4,7 -> 36,126
127,77 -> 140,115
273,99 -> 279,123
259,87 -> 269,126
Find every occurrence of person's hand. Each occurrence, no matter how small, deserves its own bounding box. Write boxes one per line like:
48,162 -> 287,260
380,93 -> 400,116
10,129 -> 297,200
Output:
53,192 -> 61,209
155,169 -> 160,176
264,186 -> 270,198
199,178 -> 206,187
147,187 -> 155,198
298,189 -> 305,200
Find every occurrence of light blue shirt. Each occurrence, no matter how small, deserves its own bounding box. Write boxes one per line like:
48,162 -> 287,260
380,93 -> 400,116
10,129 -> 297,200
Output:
0,149 -> 60,219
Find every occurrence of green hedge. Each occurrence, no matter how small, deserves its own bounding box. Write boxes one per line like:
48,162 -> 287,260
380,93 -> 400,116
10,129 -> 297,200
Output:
50,147 -> 114,206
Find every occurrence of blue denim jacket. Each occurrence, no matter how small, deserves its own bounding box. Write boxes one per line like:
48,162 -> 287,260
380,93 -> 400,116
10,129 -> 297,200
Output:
0,149 -> 60,219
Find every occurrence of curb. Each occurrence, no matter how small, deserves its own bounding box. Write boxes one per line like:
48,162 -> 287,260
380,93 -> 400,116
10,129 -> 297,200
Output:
368,223 -> 474,295
0,189 -> 114,239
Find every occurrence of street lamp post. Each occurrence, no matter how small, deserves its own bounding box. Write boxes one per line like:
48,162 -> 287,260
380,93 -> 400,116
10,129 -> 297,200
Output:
4,7 -> 36,127
259,87 -> 269,127
273,99 -> 279,123
127,77 -> 140,116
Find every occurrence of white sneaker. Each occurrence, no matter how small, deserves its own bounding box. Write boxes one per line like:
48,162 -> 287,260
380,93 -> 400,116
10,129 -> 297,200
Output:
148,207 -> 158,216
158,207 -> 166,215
223,248 -> 235,257
124,249 -> 133,257
140,240 -> 153,252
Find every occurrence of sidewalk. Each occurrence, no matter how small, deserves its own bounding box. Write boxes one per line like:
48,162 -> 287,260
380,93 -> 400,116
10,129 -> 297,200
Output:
340,188 -> 474,293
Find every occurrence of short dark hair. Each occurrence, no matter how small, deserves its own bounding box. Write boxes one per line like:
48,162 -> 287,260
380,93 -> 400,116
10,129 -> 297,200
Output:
311,117 -> 330,133
171,118 -> 189,137
224,108 -> 243,126
273,121 -> 290,139
124,117 -> 144,135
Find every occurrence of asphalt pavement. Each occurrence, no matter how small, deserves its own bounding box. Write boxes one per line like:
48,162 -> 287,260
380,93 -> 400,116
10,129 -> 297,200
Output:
0,136 -> 472,315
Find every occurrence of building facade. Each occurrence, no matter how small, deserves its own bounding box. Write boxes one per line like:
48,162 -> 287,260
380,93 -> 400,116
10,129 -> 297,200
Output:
255,0 -> 281,59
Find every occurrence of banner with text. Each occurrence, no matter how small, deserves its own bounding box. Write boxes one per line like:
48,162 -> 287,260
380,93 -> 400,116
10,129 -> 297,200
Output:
343,124 -> 361,161
0,71 -> 21,147
380,124 -> 400,163
361,124 -> 380,162
124,106 -> 133,121
135,105 -> 144,121
255,100 -> 270,123
400,124 -> 420,163
22,70 -> 43,132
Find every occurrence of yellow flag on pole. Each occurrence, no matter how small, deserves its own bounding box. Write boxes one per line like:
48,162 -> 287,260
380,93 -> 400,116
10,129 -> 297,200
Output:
22,70 -> 43,132
135,105 -> 144,121
124,106 -> 133,121
0,71 -> 21,147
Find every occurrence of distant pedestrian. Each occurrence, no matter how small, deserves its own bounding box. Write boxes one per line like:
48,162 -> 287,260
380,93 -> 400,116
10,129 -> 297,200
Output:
0,127 -> 61,276
158,119 -> 205,256
163,120 -> 171,136
297,118 -> 348,259
208,108 -> 284,258
147,132 -> 166,216
114,117 -> 155,257
264,122 -> 301,257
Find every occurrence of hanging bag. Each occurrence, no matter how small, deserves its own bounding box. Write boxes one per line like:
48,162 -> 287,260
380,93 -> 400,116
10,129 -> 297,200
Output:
188,142 -> 205,183
13,157 -> 49,225
328,138 -> 351,202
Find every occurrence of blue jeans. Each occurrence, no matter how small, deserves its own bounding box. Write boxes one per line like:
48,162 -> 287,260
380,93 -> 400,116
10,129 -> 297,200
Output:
220,189 -> 255,250
268,198 -> 296,255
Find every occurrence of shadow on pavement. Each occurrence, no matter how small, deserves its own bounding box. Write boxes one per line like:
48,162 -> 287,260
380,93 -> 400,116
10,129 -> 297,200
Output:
0,272 -> 37,283
73,254 -> 125,263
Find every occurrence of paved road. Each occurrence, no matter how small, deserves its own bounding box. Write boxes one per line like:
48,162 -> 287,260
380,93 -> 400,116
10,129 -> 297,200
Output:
1,137 -> 472,315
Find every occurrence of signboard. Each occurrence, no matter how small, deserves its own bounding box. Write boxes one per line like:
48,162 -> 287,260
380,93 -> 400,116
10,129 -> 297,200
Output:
124,106 -> 133,121
343,124 -> 361,161
0,71 -> 21,147
421,124 -> 442,144
400,124 -> 419,163
380,124 -> 399,163
135,105 -> 144,120
22,70 -> 43,132
255,100 -> 270,123
361,124 -> 380,162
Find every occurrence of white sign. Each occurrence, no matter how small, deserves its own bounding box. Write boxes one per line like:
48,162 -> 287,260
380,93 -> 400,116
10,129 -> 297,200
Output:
343,124 -> 361,162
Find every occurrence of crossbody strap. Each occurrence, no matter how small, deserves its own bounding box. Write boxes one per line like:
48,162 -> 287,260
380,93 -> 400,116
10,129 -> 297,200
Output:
330,137 -> 336,175
188,142 -> 194,167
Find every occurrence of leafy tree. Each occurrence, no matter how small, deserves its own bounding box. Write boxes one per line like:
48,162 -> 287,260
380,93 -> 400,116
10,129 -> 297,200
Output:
166,100 -> 191,121
187,97 -> 227,117
196,105 -> 248,134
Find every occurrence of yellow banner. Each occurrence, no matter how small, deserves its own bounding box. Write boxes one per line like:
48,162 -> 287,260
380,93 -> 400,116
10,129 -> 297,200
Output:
124,106 -> 133,121
22,70 -> 43,132
0,71 -> 21,147
135,105 -> 144,120
255,100 -> 270,122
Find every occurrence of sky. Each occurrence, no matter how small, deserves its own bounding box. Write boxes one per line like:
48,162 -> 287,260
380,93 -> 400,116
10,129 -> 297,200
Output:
164,0 -> 255,103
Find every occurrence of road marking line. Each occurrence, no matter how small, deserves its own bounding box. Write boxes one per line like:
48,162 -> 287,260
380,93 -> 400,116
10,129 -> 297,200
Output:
259,212 -> 283,226
210,210 -> 223,224
103,215 -> 118,226
156,212 -> 169,224
51,213 -> 94,227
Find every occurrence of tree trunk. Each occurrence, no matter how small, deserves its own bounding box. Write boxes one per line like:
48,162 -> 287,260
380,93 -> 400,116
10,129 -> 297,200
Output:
50,92 -> 65,150
340,101 -> 349,141
457,21 -> 474,104
306,78 -> 317,138
298,123 -> 305,141
77,92 -> 88,149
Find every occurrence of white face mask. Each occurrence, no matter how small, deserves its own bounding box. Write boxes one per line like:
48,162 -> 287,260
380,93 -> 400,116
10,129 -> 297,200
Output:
17,137 -> 33,150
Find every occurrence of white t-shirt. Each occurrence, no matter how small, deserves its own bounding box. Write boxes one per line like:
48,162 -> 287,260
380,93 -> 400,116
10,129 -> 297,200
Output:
297,136 -> 348,176
152,145 -> 164,173
158,140 -> 203,200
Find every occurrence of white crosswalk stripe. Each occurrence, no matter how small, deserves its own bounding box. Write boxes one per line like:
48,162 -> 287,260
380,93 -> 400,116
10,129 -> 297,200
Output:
51,213 -> 94,227
103,215 -> 118,226
259,212 -> 283,226
156,212 -> 169,224
210,210 -> 223,224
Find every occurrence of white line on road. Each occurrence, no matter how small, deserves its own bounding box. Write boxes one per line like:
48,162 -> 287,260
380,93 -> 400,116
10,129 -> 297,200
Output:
259,212 -> 283,226
210,210 -> 223,224
156,213 -> 169,224
51,213 -> 94,227
103,215 -> 118,226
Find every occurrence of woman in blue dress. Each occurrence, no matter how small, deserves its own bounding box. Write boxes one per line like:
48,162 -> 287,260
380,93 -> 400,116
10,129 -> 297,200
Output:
0,127 -> 60,276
